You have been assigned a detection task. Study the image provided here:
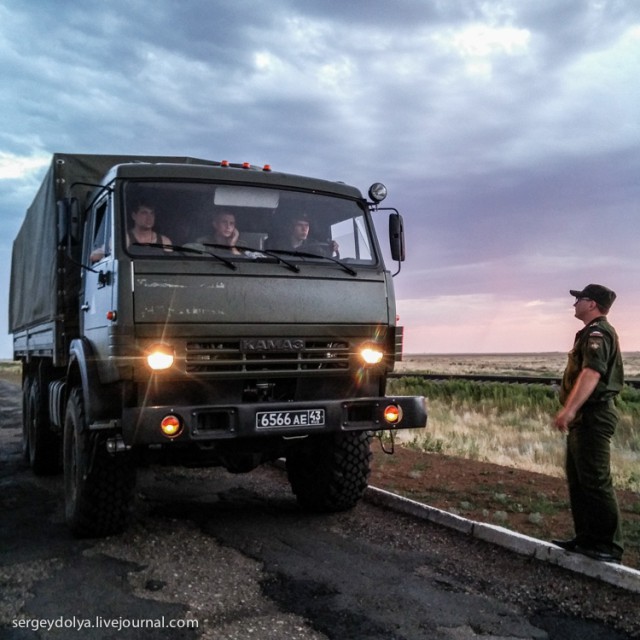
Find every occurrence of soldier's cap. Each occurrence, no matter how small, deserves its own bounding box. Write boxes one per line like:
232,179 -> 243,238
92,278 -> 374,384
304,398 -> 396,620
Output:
569,284 -> 616,309
287,212 -> 310,224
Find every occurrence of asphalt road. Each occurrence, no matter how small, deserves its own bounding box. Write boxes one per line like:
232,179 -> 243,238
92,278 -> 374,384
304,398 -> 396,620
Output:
1,379 -> 638,640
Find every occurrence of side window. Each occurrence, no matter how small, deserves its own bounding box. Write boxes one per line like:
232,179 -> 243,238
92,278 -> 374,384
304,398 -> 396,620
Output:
89,201 -> 111,263
331,215 -> 373,262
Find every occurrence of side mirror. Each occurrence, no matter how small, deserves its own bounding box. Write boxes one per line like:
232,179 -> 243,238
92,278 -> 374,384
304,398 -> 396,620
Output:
57,198 -> 80,248
389,213 -> 405,262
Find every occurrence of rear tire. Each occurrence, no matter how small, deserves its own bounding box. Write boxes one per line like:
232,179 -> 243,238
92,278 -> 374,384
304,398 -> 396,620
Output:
21,378 -> 31,463
286,432 -> 372,512
63,387 -> 136,538
26,377 -> 61,475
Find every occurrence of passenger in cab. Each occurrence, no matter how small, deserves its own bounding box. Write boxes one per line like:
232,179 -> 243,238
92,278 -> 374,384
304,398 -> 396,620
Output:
197,210 -> 241,255
127,202 -> 172,249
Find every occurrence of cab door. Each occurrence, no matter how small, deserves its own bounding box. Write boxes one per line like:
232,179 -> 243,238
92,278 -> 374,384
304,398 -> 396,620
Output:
80,197 -> 115,359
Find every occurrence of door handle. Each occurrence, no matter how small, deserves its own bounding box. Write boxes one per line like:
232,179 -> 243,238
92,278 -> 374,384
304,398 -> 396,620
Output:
81,303 -> 90,312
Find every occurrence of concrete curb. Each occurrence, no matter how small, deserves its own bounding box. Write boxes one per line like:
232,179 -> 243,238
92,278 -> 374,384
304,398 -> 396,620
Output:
365,485 -> 640,594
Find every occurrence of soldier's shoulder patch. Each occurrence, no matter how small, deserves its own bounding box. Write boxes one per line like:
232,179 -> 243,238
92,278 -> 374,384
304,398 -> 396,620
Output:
589,330 -> 604,338
588,336 -> 604,350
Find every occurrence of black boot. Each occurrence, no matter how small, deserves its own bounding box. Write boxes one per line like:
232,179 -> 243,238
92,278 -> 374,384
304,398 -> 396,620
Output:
574,545 -> 622,564
551,538 -> 578,551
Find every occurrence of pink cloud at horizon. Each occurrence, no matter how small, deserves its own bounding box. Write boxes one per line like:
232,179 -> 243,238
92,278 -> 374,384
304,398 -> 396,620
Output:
398,295 -> 640,354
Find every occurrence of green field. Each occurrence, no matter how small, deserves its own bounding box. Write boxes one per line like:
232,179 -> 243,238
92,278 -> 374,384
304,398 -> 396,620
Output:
0,360 -> 21,385
390,353 -> 640,492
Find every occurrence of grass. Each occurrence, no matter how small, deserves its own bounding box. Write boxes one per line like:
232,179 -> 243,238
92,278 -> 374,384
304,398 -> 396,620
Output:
0,360 -> 21,385
388,359 -> 640,493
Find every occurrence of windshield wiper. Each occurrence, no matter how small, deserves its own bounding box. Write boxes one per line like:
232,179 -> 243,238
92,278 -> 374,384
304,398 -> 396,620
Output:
131,242 -> 237,270
267,249 -> 357,276
201,243 -> 301,274
240,246 -> 301,273
131,242 -> 355,275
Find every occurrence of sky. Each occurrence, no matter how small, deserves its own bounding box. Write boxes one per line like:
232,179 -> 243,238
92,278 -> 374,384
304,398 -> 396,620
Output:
1,0 -> 639,356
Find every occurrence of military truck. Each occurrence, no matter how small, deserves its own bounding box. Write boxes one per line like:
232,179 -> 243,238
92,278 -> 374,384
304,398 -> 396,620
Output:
10,153 -> 427,537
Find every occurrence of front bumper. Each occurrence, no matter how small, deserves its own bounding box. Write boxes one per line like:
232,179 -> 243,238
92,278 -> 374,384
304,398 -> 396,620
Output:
120,395 -> 427,446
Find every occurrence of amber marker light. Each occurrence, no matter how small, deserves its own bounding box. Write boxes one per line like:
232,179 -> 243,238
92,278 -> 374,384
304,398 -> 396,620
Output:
146,344 -> 175,370
360,344 -> 384,365
383,404 -> 403,425
160,414 -> 182,438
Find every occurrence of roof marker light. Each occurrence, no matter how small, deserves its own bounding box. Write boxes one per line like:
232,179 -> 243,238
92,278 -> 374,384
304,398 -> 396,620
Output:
263,164 -> 272,172
242,162 -> 251,169
221,160 -> 230,167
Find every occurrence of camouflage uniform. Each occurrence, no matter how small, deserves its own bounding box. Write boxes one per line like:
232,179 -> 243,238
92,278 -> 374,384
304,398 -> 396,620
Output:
560,316 -> 624,558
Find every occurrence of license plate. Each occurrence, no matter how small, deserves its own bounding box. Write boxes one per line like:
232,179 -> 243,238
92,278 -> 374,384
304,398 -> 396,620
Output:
256,409 -> 325,429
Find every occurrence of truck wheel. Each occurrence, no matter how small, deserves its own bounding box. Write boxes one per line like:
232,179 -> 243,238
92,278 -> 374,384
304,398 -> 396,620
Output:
26,378 -> 61,475
21,378 -> 31,463
286,432 -> 372,512
63,387 -> 136,538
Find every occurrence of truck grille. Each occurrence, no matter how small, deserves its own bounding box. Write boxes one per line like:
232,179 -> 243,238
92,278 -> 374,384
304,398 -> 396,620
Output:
185,339 -> 350,374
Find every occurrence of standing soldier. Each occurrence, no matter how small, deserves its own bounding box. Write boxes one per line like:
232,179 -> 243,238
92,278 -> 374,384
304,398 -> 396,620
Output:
553,284 -> 624,564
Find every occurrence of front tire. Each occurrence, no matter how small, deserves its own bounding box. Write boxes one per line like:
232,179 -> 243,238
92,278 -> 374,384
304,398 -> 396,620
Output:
286,432 -> 372,512
63,387 -> 136,537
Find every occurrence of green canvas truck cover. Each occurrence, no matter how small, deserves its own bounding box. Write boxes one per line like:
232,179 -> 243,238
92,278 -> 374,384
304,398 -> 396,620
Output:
9,153 -> 214,333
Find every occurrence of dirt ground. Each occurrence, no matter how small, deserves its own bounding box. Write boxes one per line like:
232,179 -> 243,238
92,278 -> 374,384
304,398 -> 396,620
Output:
369,442 -> 640,570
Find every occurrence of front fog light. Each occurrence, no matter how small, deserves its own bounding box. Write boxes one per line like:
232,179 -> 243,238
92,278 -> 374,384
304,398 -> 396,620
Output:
160,415 -> 183,438
360,344 -> 384,365
147,344 -> 175,370
383,404 -> 403,425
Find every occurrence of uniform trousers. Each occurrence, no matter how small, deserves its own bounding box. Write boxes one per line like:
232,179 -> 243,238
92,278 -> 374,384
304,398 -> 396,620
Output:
566,401 -> 624,557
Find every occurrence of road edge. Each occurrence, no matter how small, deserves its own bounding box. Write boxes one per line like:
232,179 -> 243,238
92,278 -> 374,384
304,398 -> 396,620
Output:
365,485 -> 640,594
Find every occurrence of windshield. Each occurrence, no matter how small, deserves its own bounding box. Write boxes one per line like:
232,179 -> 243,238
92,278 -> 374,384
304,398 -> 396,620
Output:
121,181 -> 377,265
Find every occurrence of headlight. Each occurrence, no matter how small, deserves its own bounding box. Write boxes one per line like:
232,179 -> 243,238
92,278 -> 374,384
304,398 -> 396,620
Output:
360,344 -> 384,365
146,344 -> 175,370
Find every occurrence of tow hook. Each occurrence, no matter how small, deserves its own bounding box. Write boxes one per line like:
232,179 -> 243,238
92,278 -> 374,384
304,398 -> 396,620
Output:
106,436 -> 130,454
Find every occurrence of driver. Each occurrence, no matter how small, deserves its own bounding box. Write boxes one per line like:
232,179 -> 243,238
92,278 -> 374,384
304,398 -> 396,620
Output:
272,214 -> 339,257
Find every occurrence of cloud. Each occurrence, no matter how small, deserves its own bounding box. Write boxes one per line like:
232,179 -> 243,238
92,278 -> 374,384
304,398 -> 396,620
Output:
1,0 -> 639,356
0,152 -> 49,180
398,289 -> 640,354
397,294 -> 576,353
